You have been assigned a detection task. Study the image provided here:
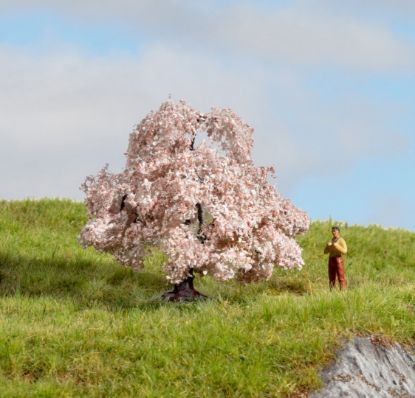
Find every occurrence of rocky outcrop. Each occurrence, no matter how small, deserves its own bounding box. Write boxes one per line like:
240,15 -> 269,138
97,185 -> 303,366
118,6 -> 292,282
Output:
311,337 -> 415,397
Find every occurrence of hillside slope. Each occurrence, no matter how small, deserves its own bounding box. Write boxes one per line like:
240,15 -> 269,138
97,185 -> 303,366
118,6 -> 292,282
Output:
0,199 -> 414,397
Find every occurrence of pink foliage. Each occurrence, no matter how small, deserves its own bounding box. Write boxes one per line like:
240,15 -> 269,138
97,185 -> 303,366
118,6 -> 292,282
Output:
80,100 -> 310,284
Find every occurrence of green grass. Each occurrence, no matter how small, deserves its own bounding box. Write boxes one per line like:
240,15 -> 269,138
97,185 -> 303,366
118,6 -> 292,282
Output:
0,199 -> 414,397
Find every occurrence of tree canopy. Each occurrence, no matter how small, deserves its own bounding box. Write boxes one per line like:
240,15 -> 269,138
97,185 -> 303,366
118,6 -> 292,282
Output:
80,100 -> 309,284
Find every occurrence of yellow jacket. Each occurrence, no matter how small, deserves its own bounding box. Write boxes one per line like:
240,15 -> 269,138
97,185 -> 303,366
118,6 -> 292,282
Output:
324,237 -> 347,257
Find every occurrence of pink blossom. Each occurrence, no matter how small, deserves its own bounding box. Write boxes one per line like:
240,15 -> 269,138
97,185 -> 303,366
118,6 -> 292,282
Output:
80,100 -> 310,284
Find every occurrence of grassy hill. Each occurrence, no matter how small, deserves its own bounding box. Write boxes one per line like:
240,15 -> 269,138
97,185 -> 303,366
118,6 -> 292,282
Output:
0,199 -> 414,397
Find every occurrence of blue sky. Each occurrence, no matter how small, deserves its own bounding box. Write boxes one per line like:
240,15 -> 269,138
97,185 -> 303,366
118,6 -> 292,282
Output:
0,0 -> 414,230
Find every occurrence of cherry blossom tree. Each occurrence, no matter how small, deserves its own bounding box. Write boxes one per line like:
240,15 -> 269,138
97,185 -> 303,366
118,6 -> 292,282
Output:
79,100 -> 310,301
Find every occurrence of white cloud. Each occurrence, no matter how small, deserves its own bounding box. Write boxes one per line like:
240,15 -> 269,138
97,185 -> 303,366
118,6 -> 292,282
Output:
0,43 -> 408,200
303,0 -> 415,17
210,4 -> 414,70
1,0 -> 414,70
0,1 -> 413,231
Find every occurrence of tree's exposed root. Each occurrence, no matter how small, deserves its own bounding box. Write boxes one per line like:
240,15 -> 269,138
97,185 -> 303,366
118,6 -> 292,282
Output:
161,276 -> 207,302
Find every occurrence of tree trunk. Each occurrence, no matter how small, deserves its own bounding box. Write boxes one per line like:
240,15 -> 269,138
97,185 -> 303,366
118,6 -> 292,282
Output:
161,269 -> 207,302
162,139 -> 208,302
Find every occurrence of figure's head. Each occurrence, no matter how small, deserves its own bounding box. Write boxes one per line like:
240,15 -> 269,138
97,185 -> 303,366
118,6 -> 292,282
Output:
331,226 -> 340,239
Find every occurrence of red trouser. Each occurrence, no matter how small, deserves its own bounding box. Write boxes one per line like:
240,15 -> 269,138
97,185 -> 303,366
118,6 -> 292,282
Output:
328,256 -> 347,290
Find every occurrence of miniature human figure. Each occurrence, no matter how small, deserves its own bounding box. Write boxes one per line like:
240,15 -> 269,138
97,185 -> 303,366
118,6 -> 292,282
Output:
324,226 -> 348,290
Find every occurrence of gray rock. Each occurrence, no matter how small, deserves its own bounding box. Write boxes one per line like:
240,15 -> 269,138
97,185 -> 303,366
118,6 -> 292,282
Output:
311,337 -> 415,398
